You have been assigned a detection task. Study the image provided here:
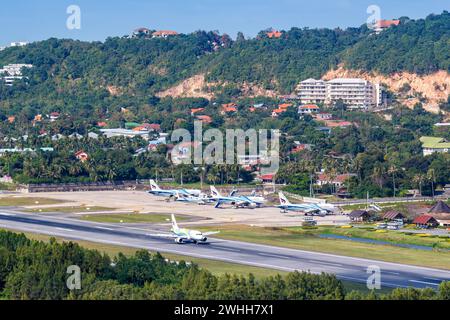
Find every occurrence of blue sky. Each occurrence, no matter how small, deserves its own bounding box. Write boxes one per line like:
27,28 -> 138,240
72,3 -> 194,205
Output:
0,0 -> 448,45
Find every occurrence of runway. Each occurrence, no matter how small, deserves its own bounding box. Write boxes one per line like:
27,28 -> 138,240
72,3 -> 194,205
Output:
1,210 -> 449,289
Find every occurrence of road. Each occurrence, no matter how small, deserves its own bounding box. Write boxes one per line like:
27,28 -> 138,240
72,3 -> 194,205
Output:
0,210 -> 449,289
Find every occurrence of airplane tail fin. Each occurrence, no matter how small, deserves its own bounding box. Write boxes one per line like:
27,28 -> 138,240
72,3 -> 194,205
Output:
171,214 -> 179,230
279,192 -> 291,205
210,186 -> 221,197
150,179 -> 161,191
229,189 -> 238,197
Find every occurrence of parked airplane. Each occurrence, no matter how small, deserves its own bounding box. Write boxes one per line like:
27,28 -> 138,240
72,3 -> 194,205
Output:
278,192 -> 335,215
150,214 -> 220,244
210,186 -> 265,209
174,191 -> 211,205
230,189 -> 267,206
148,180 -> 202,199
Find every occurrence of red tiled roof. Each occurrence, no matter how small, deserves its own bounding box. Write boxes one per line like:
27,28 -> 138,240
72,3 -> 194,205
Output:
291,145 -> 308,153
376,20 -> 400,28
191,108 -> 205,115
279,103 -> 293,109
97,122 -> 107,127
413,215 -> 437,225
272,108 -> 286,114
267,31 -> 282,38
222,104 -> 237,112
317,173 -> 355,184
261,174 -> 276,180
153,30 -> 178,36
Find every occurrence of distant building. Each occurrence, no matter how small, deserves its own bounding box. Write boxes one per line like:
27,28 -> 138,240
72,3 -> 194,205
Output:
413,215 -> 439,229
100,128 -> 150,140
296,78 -> 383,109
382,211 -> 405,221
266,30 -> 282,38
132,28 -> 151,37
373,19 -> 400,34
420,136 -> 450,156
298,104 -> 320,115
349,210 -> 372,222
152,30 -> 179,38
0,63 -> 32,86
316,173 -> 356,188
314,112 -> 333,121
75,150 -> 89,162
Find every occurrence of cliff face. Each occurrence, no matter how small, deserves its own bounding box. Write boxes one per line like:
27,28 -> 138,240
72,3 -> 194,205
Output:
156,68 -> 449,115
323,66 -> 450,114
156,74 -> 278,100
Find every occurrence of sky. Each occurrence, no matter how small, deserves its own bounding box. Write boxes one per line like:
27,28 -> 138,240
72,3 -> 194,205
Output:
0,0 -> 449,45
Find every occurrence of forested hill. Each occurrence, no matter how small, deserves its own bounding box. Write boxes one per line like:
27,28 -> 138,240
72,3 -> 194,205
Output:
0,11 -> 448,113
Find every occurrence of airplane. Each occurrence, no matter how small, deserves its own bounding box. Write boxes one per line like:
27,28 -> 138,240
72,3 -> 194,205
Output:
210,186 -> 265,209
147,179 -> 203,200
174,191 -> 211,205
278,192 -> 335,216
150,214 -> 220,244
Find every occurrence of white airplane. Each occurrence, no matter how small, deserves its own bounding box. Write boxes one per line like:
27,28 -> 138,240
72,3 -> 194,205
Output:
174,191 -> 210,205
150,214 -> 220,244
147,179 -> 202,199
278,192 -> 335,216
210,186 -> 265,209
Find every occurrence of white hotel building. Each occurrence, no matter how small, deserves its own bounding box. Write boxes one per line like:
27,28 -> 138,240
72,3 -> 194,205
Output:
296,78 -> 384,109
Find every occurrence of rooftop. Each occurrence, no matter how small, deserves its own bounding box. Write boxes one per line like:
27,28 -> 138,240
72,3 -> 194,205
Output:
420,136 -> 450,149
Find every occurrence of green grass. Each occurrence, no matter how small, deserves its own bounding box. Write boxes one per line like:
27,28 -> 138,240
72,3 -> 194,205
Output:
25,206 -> 115,214
0,197 -> 67,206
289,225 -> 450,250
79,213 -> 189,224
341,200 -> 438,212
198,225 -> 450,270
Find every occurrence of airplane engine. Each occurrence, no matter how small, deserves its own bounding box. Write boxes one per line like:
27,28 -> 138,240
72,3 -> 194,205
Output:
201,237 -> 207,242
249,203 -> 257,209
175,238 -> 183,244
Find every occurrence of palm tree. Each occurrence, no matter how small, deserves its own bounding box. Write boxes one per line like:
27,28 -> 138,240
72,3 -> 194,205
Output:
413,174 -> 426,196
388,165 -> 398,197
427,168 -> 436,198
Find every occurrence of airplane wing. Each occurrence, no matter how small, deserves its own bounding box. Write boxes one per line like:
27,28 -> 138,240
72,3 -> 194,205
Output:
148,233 -> 188,239
203,231 -> 220,236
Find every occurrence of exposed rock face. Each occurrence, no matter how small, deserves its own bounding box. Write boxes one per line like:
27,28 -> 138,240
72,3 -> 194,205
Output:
323,66 -> 450,114
156,74 -> 279,100
107,85 -> 122,96
156,74 -> 215,100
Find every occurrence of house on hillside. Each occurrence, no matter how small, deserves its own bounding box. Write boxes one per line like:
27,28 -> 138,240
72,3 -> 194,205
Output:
316,173 -> 356,188
152,30 -> 179,38
420,136 -> 450,156
298,104 -> 320,115
132,28 -> 151,37
266,30 -> 282,38
221,103 -> 237,115
373,19 -> 400,33
75,150 -> 89,162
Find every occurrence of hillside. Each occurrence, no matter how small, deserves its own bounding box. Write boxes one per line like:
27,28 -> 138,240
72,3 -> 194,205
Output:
0,11 -> 449,118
